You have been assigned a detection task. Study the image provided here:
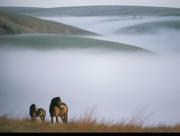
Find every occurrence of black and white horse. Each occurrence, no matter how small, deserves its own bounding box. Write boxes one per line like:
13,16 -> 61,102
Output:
29,104 -> 46,121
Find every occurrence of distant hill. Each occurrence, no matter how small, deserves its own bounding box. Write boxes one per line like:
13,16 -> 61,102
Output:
0,7 -> 43,14
116,20 -> 180,34
0,34 -> 153,54
1,6 -> 179,17
0,11 -> 96,35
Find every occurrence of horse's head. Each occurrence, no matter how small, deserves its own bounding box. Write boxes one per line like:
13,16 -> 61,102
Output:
51,97 -> 61,107
30,104 -> 38,112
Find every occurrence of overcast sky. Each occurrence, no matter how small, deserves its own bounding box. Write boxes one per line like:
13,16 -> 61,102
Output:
0,0 -> 180,8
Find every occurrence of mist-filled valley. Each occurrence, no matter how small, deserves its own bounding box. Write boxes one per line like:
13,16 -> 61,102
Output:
42,15 -> 180,54
0,6 -> 180,127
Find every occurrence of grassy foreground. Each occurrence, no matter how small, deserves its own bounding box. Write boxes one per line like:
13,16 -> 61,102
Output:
0,116 -> 180,133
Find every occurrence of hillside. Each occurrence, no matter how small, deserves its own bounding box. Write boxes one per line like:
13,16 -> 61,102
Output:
0,34 -> 152,53
0,7 -> 43,14
0,11 -> 96,35
1,6 -> 180,17
9,6 -> 180,17
116,20 -> 180,34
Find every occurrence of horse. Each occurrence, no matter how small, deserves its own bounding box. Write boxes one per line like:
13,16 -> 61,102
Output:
29,104 -> 46,121
49,97 -> 68,124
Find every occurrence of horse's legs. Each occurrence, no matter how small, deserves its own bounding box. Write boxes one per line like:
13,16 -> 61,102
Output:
56,116 -> 58,124
51,116 -> 53,124
40,116 -> 45,121
65,113 -> 68,123
42,111 -> 46,121
62,114 -> 68,124
61,116 -> 65,123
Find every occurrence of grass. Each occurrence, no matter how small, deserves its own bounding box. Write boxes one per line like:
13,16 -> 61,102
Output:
0,115 -> 180,133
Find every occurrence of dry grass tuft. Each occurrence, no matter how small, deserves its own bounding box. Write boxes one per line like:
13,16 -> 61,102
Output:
0,114 -> 180,133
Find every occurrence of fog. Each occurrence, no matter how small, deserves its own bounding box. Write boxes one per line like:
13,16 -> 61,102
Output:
42,16 -> 180,54
0,47 -> 180,126
43,16 -> 180,35
90,30 -> 180,54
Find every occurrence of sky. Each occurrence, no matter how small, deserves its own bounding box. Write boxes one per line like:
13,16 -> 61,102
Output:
0,0 -> 180,8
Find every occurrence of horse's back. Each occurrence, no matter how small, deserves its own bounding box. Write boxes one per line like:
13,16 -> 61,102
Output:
38,108 -> 46,115
37,108 -> 46,120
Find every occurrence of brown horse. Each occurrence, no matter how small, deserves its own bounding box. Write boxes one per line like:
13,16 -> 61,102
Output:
29,104 -> 46,121
49,97 -> 68,124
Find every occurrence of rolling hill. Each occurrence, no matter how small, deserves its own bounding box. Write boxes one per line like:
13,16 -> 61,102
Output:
116,20 -> 180,34
0,34 -> 152,53
1,6 -> 179,17
0,11 -> 96,35
0,7 -> 43,14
